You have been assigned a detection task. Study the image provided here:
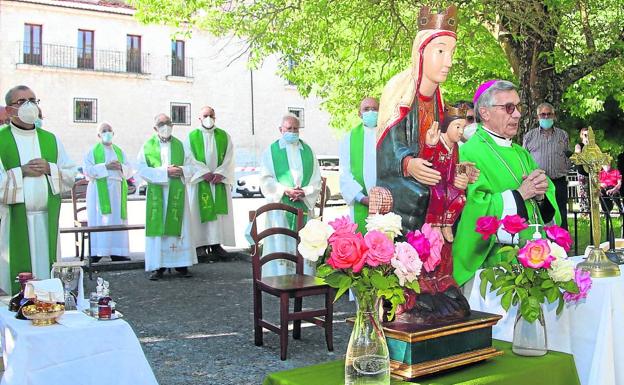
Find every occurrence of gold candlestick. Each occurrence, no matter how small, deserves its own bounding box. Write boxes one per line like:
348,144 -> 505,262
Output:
570,127 -> 620,277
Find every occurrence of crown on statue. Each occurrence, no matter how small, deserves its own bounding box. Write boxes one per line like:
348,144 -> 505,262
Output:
418,5 -> 458,33
444,103 -> 467,118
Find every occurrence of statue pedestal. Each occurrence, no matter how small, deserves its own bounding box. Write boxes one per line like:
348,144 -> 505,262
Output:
383,311 -> 503,380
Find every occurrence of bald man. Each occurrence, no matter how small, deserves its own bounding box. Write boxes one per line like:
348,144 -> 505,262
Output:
185,106 -> 235,261
83,122 -> 133,262
137,113 -> 197,280
259,115 -> 321,277
339,97 -> 379,234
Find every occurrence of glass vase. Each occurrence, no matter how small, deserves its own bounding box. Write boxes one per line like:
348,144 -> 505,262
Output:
345,289 -> 390,385
512,304 -> 547,356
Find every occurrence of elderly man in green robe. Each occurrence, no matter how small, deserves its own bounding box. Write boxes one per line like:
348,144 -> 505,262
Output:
453,80 -> 561,287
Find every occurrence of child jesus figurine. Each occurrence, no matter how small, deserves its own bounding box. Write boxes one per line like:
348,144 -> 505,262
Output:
421,105 -> 478,243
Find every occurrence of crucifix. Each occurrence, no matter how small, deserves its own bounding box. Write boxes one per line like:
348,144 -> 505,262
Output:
169,243 -> 178,253
570,126 -> 620,278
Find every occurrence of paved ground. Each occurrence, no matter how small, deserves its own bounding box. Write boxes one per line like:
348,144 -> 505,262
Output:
85,259 -> 356,385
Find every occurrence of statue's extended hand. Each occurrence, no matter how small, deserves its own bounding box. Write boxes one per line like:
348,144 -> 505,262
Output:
425,121 -> 441,146
406,157 -> 441,186
458,162 -> 480,183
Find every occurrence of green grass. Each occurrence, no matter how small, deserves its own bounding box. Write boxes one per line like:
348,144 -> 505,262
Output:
568,216 -> 623,255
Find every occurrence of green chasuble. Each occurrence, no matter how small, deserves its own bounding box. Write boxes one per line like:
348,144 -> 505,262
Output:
349,123 -> 369,234
270,139 -> 314,230
188,128 -> 228,223
452,126 -> 561,286
143,135 -> 186,237
93,143 -> 128,219
0,125 -> 61,295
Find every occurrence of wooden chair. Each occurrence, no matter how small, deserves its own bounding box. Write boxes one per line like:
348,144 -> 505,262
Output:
315,176 -> 328,219
71,179 -> 90,259
249,203 -> 334,360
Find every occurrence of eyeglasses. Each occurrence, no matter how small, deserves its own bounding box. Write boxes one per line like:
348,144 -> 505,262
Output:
466,115 -> 475,123
9,98 -> 40,106
492,103 -> 522,115
538,112 -> 554,118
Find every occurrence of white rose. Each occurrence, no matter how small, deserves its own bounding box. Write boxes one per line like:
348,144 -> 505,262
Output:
549,241 -> 568,261
366,213 -> 403,239
297,219 -> 334,262
547,257 -> 575,282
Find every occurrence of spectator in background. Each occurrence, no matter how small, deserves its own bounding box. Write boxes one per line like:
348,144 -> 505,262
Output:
574,127 -> 590,213
599,163 -> 623,215
523,102 -> 572,229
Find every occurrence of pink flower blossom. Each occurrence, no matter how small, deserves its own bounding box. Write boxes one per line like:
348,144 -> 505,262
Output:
406,230 -> 430,263
501,215 -> 528,235
328,216 -> 357,242
564,269 -> 592,303
391,242 -> 423,286
421,224 -> 443,273
476,216 -> 501,240
545,225 -> 573,252
327,232 -> 367,273
518,239 -> 555,269
363,230 -> 395,267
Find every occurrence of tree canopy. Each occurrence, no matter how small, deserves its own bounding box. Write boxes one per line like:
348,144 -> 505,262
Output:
130,0 -> 624,133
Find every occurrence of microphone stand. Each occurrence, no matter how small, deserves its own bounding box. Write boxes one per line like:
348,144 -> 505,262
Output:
599,194 -> 624,264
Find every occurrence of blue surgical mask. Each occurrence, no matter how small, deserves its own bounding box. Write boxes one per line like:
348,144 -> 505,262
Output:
539,119 -> 554,129
283,132 -> 299,144
34,118 -> 43,129
362,110 -> 378,128
101,131 -> 114,144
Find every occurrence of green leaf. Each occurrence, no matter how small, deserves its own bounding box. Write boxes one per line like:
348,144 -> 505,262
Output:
480,275 -> 489,298
516,287 -> 529,300
484,269 -> 496,284
529,287 -> 544,302
316,264 -> 333,278
501,290 -> 513,311
371,273 -> 389,290
406,280 -> 420,293
520,296 -> 541,323
560,280 -> 579,294
541,279 -> 555,289
556,296 -> 565,315
323,271 -> 347,288
524,268 -> 535,281
334,285 -> 350,302
546,286 -> 560,303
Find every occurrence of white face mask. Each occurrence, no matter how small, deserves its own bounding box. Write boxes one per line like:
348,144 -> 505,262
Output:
157,124 -> 173,139
202,117 -> 215,130
17,101 -> 39,125
101,131 -> 114,144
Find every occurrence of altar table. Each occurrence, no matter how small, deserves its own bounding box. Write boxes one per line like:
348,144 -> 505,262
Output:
467,259 -> 624,385
0,307 -> 158,385
263,340 -> 580,385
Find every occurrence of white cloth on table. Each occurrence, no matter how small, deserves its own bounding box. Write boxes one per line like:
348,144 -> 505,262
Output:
0,124 -> 77,293
259,138 -> 321,277
0,307 -> 158,385
338,125 -> 377,219
136,138 -> 197,271
184,129 -> 236,248
83,144 -> 134,257
23,278 -> 64,303
466,256 -> 624,385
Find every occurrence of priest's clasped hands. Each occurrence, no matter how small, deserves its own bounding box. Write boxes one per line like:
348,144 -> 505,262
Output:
21,158 -> 50,177
105,160 -> 122,171
202,172 -> 225,184
518,169 -> 548,201
284,187 -> 305,202
167,166 -> 184,178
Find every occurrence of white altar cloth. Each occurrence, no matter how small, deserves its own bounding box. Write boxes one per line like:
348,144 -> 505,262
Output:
0,307 -> 158,385
467,258 -> 624,385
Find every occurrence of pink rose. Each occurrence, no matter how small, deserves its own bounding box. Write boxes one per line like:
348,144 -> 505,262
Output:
518,239 -> 555,269
564,269 -> 592,303
476,216 -> 501,240
545,225 -> 572,252
327,232 -> 367,273
391,242 -> 423,286
421,224 -> 443,273
363,230 -> 395,267
328,216 -> 358,242
406,230 -> 430,263
501,215 -> 528,235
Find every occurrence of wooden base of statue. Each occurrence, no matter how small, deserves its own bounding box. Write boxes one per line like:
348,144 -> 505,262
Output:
383,311 -> 503,380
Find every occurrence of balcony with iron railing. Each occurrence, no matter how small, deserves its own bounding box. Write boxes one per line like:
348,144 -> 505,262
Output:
167,56 -> 194,78
17,42 -> 150,75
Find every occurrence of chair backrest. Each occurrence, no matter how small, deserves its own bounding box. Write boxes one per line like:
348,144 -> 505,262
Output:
71,179 -> 89,223
315,176 -> 328,219
248,202 -> 305,280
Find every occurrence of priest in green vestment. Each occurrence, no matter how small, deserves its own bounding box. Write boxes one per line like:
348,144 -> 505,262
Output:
453,80 -> 561,287
259,115 -> 321,277
185,106 -> 235,260
339,97 -> 379,234
0,85 -> 77,294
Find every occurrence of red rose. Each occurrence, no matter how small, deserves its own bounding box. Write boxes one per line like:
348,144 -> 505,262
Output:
327,232 -> 367,273
501,215 -> 528,235
545,225 -> 573,252
475,216 -> 501,240
406,230 -> 430,263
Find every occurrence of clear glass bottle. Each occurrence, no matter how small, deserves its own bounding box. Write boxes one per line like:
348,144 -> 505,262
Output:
98,287 -> 112,320
345,289 -> 390,385
512,304 -> 547,356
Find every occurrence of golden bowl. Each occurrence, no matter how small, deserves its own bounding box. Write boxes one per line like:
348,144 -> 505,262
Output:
21,304 -> 65,326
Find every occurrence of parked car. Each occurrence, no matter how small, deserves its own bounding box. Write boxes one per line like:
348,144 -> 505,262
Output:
236,173 -> 263,198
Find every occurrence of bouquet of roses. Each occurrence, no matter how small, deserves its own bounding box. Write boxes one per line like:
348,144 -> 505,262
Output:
477,215 -> 592,322
297,213 -> 442,320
